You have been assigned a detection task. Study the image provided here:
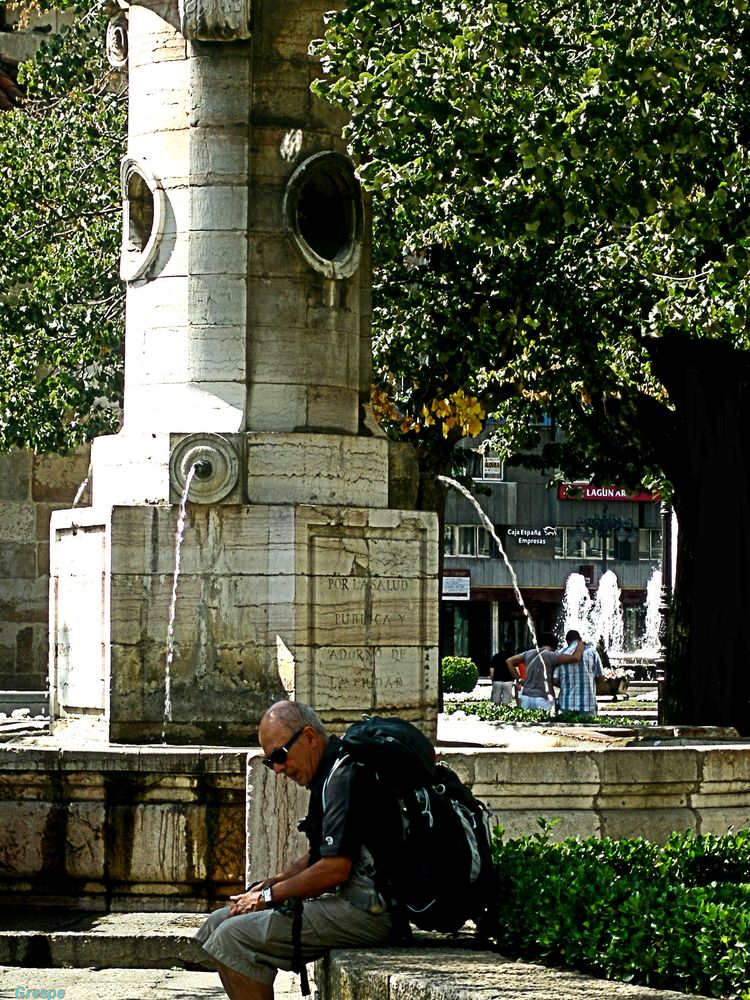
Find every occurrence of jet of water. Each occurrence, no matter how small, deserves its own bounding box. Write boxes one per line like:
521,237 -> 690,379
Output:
640,568 -> 662,653
561,572 -> 594,639
437,475 -> 539,651
72,461 -> 93,508
163,463 -> 198,742
590,570 -> 624,654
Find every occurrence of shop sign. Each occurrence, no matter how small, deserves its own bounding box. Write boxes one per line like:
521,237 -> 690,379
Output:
442,570 -> 470,601
506,526 -> 557,547
558,483 -> 657,502
504,525 -> 557,560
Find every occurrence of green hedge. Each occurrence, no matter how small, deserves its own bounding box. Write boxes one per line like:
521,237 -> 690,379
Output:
441,656 -> 479,693
448,699 -> 656,726
492,826 -> 750,999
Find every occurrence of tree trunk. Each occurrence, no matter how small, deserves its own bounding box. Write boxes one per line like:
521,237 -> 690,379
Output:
648,337 -> 750,735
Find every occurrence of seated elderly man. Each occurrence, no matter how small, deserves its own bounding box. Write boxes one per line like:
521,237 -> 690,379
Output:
196,700 -> 392,1000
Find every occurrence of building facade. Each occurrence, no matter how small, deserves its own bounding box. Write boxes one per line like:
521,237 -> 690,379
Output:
441,425 -> 662,671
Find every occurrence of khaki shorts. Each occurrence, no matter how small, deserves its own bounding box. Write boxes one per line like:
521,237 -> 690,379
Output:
196,896 -> 392,985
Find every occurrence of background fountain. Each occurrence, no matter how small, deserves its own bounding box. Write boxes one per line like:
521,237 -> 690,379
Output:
560,572 -> 595,642
561,568 -> 663,678
561,570 -> 623,653
640,568 -> 663,653
590,571 -> 624,655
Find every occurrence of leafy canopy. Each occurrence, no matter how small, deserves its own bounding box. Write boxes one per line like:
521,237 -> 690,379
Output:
313,0 -> 750,488
0,2 -> 125,453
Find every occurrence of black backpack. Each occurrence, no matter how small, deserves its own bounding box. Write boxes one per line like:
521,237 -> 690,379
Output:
340,715 -> 499,940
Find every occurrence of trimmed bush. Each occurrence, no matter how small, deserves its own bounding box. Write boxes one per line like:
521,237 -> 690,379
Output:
492,826 -> 750,999
447,699 -> 655,726
441,656 -> 479,693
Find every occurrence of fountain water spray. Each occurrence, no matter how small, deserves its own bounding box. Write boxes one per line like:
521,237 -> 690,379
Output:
641,568 -> 662,653
561,572 -> 594,639
438,475 -> 539,650
163,462 -> 199,741
561,569 -> 626,655
591,570 -> 624,654
72,461 -> 93,508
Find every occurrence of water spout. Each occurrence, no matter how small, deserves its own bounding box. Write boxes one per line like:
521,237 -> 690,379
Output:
591,570 -> 624,654
72,461 -> 93,508
640,568 -> 662,653
163,462 -> 198,742
437,475 -> 539,650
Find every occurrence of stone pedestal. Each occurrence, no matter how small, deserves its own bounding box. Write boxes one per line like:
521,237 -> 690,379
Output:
50,501 -> 438,744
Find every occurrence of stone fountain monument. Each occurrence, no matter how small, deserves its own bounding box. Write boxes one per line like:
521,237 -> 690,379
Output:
7,0 -> 750,920
48,0 -> 439,745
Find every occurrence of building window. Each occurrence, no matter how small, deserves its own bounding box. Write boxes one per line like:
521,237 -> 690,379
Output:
639,528 -> 662,561
554,526 -> 639,562
458,525 -> 476,556
555,527 -> 582,559
444,524 -> 494,558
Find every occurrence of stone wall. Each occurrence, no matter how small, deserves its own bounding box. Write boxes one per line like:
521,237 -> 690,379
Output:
0,7 -> 75,65
0,744 -> 247,910
0,447 -> 90,692
450,742 -> 750,841
2,740 -> 750,910
247,742 -> 750,880
50,502 -> 438,744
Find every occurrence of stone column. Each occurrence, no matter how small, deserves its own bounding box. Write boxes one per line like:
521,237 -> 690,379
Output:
49,0 -> 439,744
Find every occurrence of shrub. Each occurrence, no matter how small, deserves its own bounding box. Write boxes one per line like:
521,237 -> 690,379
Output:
492,826 -> 750,999
441,656 -> 479,693
447,700 -> 552,724
447,699 -> 655,726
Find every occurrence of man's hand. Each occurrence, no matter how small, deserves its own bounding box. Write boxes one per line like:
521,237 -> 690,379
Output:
228,886 -> 267,916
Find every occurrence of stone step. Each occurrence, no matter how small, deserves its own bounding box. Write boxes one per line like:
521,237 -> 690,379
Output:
0,910 -> 212,970
0,965 -> 302,999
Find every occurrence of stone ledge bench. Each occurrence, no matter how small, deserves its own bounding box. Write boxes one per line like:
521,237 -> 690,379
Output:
317,943 -> 712,1000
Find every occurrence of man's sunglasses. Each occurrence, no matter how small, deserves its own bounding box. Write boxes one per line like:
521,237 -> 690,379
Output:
262,727 -> 305,769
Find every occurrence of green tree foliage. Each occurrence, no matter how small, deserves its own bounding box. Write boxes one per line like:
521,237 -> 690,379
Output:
0,2 -> 125,452
313,0 -> 750,478
313,0 -> 750,732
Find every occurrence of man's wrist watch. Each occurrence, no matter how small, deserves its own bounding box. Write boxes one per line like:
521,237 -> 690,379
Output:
261,885 -> 274,906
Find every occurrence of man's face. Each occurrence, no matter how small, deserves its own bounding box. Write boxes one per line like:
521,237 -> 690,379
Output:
259,716 -> 324,788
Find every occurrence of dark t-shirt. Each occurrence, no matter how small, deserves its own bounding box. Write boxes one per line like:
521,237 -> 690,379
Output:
302,736 -> 360,863
490,652 -> 514,682
301,736 -> 384,911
